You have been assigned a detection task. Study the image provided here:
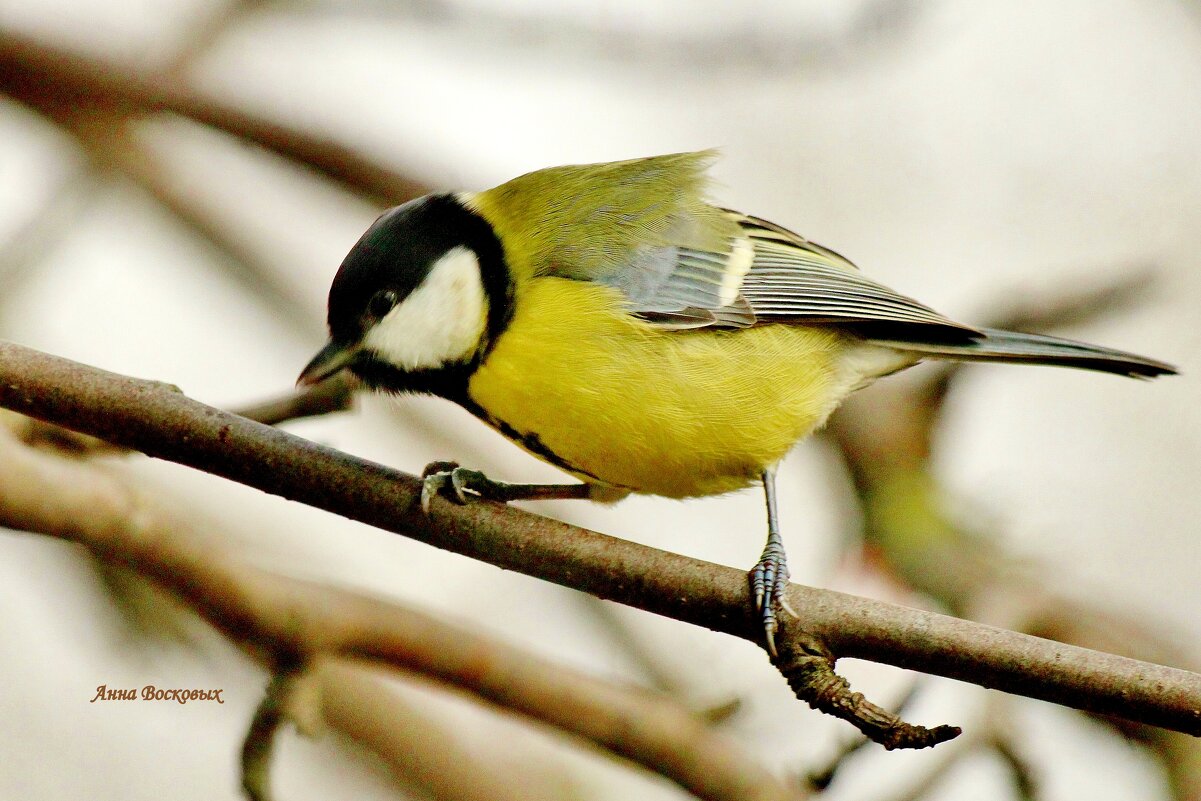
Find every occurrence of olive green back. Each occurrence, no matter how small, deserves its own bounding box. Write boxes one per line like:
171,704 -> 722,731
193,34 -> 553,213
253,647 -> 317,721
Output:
469,151 -> 739,283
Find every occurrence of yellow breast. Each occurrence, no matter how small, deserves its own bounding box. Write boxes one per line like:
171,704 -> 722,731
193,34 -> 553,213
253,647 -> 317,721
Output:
467,277 -> 852,498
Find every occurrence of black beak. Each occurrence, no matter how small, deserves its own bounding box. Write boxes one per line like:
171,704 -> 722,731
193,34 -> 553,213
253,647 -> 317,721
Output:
298,340 -> 358,386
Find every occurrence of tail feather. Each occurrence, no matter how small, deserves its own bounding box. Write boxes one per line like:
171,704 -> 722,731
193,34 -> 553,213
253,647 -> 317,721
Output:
869,327 -> 1177,379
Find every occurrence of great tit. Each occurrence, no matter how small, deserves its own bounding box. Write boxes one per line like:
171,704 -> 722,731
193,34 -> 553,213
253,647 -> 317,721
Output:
299,151 -> 1175,654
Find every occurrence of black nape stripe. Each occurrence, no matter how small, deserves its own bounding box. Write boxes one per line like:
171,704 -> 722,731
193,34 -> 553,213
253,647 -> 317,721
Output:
409,194 -> 514,388
419,194 -> 514,357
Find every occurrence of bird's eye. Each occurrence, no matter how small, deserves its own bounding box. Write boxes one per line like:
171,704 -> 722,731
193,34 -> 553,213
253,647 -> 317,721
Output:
368,290 -> 399,319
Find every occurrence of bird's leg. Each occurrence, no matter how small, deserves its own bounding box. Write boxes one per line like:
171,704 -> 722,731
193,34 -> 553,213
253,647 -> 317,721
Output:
420,461 -> 593,513
748,467 -> 795,657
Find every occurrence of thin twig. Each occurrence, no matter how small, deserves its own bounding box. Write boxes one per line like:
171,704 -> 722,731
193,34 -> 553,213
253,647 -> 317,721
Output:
315,660 -> 584,801
242,665 -> 302,801
233,372 -> 357,426
1,342 -> 1199,743
579,596 -> 694,696
163,0 -> 268,77
990,735 -> 1038,801
774,636 -> 958,749
804,681 -> 925,789
579,596 -> 744,720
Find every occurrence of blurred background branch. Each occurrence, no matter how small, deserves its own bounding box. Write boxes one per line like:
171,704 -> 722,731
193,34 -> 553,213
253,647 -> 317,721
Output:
0,28 -> 432,205
0,406 -> 800,801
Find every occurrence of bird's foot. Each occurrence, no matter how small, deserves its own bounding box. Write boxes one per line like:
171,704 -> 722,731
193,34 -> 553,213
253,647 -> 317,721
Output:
749,546 -> 797,658
420,461 -> 505,513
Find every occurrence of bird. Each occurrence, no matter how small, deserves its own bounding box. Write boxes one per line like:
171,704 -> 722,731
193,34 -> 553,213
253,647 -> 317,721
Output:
298,151 -> 1175,655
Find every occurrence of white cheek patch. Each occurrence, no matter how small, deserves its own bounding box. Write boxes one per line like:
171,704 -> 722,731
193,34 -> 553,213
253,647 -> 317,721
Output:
363,246 -> 488,370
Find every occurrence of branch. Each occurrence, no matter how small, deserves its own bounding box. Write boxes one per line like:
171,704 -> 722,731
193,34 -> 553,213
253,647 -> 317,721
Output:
233,372 -> 357,426
1,341 -> 1200,742
804,681 -> 924,790
0,414 -> 795,801
242,667 -> 300,801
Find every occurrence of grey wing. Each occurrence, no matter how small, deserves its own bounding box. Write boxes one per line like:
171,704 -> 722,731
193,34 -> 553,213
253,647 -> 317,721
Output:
614,241 -> 757,328
594,210 -> 978,341
734,214 -> 979,340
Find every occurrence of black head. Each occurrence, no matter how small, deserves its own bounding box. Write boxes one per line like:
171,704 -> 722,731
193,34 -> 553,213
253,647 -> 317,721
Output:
298,193 -> 511,397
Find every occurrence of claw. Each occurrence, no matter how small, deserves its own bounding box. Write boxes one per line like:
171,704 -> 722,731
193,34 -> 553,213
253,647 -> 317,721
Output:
450,468 -> 473,504
422,460 -> 460,478
419,463 -> 503,513
420,471 -> 446,515
748,545 -> 791,659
